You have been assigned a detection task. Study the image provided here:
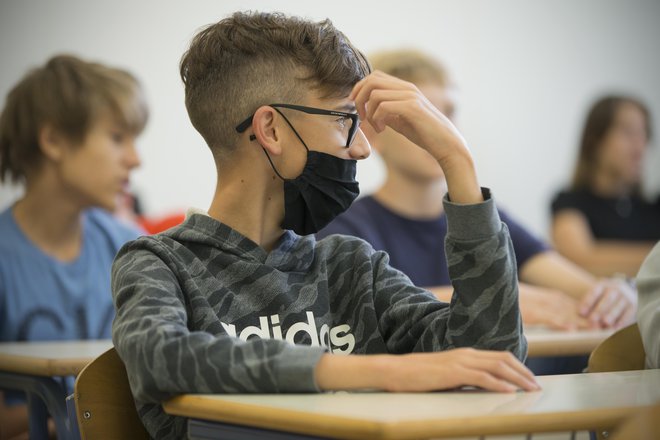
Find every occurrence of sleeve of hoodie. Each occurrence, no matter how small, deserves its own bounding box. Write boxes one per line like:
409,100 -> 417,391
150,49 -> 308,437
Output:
372,188 -> 527,361
111,240 -> 326,404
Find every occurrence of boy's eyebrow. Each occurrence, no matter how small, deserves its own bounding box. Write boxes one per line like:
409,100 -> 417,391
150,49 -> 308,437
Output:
335,103 -> 357,113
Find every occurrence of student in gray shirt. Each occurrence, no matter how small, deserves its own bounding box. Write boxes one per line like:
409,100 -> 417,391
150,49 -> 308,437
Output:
111,10 -> 539,439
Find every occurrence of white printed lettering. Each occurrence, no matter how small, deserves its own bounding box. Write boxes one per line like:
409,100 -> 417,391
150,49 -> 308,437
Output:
221,311 -> 354,354
330,324 -> 355,354
319,323 -> 330,348
270,314 -> 283,340
239,316 -> 270,340
220,321 -> 237,337
285,311 -> 319,346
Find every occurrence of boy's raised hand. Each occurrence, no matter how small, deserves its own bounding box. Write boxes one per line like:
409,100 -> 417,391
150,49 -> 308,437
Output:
351,71 -> 482,204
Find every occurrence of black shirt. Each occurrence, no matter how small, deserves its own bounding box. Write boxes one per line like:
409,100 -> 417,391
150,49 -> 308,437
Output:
551,189 -> 660,241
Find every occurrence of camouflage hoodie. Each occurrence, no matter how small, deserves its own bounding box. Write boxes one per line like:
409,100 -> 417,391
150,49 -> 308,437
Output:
111,189 -> 526,439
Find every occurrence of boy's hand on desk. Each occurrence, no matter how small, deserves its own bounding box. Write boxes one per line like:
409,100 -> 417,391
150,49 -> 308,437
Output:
380,349 -> 540,393
519,285 -> 594,330
350,71 -> 481,204
579,278 -> 637,329
316,349 -> 540,393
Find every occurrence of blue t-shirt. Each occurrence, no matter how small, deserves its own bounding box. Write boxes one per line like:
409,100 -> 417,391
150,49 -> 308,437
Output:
0,207 -> 141,343
317,195 -> 548,287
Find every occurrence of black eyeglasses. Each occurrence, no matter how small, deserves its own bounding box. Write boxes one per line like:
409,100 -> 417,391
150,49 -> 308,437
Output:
235,103 -> 361,148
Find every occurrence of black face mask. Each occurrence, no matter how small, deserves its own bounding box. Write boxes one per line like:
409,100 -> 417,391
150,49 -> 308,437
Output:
263,111 -> 360,235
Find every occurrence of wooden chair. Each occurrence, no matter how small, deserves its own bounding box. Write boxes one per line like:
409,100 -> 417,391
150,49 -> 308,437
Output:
588,323 -> 646,373
588,323 -> 646,440
74,347 -> 150,439
609,401 -> 660,440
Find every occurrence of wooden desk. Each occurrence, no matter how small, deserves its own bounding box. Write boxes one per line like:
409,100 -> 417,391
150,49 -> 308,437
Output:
0,340 -> 112,440
163,369 -> 660,440
525,328 -> 614,357
0,340 -> 113,376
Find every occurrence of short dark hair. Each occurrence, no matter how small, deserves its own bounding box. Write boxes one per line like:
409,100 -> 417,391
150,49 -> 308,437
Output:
179,11 -> 370,158
0,54 -> 148,184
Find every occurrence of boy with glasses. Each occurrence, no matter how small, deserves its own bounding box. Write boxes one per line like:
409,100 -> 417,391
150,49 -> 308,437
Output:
111,11 -> 538,439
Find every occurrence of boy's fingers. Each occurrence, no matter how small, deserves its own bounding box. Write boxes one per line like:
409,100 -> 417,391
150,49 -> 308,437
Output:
502,356 -> 538,387
369,100 -> 407,133
592,288 -> 618,319
363,89 -> 414,121
467,351 -> 537,386
350,80 -> 368,116
481,359 -> 540,391
351,72 -> 417,119
349,77 -> 365,100
603,297 -> 632,327
579,285 -> 604,317
602,302 -> 625,327
464,369 -> 517,393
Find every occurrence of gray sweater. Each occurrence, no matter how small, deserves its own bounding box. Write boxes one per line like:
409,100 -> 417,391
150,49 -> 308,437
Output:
111,190 -> 526,439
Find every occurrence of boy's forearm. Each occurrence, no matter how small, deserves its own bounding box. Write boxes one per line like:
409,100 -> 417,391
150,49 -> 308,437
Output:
315,353 -> 388,391
444,196 -> 526,360
315,350 -> 539,393
571,241 -> 653,278
433,148 -> 482,205
519,251 -> 596,300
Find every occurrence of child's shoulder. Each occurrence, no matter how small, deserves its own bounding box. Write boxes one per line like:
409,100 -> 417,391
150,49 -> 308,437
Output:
113,214 -> 214,260
85,208 -> 142,248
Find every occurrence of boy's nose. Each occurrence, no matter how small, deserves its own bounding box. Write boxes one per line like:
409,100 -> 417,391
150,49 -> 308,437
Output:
125,141 -> 142,169
348,129 -> 371,160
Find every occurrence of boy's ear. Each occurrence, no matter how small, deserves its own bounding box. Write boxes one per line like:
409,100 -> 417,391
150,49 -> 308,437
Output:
251,106 -> 283,156
38,124 -> 67,161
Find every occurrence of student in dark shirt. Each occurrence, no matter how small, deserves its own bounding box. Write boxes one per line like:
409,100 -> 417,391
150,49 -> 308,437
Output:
319,195 -> 549,288
551,95 -> 660,277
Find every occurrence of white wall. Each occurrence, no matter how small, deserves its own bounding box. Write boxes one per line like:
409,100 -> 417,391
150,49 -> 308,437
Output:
1,0 -> 658,239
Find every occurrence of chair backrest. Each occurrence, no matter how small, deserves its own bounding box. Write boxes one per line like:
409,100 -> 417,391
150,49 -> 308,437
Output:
74,347 -> 150,440
588,324 -> 646,440
588,323 -> 645,373
609,401 -> 660,440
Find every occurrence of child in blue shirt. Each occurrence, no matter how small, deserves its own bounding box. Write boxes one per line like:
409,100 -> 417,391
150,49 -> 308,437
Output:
0,54 -> 148,438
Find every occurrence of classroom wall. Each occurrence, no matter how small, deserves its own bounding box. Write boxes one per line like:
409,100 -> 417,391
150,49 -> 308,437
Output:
1,0 -> 658,239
